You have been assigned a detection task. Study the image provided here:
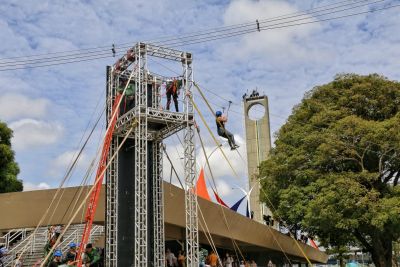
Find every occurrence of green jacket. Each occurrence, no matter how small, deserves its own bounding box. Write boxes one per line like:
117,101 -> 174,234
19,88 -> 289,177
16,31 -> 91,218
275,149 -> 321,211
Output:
118,84 -> 135,96
85,248 -> 100,265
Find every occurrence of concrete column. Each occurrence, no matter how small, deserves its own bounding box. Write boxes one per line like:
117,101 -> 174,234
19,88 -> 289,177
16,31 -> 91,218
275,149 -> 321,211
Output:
243,95 -> 272,224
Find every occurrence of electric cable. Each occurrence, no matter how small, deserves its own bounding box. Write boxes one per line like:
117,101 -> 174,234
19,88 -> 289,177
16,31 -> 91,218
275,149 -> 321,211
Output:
0,0 -> 397,71
0,0 -> 377,63
0,0 -> 373,64
151,0 -> 386,48
159,1 -> 396,49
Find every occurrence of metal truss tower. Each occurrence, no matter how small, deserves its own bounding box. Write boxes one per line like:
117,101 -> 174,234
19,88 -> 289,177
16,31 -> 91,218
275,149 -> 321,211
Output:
105,43 -> 198,267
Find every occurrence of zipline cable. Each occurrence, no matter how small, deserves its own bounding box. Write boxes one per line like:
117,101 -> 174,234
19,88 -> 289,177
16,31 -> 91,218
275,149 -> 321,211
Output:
195,81 -> 400,159
195,85 -> 311,264
195,128 -> 246,262
258,184 -> 313,265
190,96 -> 239,178
163,145 -> 185,189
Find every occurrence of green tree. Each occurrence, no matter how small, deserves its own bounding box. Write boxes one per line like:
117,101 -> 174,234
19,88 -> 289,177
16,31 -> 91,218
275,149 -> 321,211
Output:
0,121 -> 23,193
260,74 -> 400,267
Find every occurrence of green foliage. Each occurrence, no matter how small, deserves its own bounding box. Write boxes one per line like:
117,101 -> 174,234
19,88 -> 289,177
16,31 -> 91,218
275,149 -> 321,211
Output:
260,74 -> 400,266
0,121 -> 23,193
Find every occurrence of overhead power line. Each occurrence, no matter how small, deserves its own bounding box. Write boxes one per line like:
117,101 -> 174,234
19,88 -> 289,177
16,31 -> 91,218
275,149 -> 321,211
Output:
0,0 -> 367,62
0,0 -> 384,66
0,0 -> 390,69
0,0 -> 398,71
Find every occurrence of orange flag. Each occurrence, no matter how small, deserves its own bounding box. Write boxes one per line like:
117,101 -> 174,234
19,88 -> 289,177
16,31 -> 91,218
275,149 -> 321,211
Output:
195,168 -> 211,201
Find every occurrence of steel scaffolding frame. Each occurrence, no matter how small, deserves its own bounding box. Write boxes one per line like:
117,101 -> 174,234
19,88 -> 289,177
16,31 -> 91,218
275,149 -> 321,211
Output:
105,67 -> 118,267
105,43 -> 197,267
133,43 -> 148,266
152,141 -> 164,267
182,53 -> 199,267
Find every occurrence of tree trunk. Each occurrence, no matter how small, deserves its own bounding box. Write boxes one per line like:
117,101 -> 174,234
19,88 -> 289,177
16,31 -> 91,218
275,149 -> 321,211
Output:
370,237 -> 393,267
339,257 -> 345,267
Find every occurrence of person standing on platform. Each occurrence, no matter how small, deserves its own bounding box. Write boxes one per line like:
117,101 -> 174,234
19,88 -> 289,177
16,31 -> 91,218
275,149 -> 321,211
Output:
166,79 -> 182,112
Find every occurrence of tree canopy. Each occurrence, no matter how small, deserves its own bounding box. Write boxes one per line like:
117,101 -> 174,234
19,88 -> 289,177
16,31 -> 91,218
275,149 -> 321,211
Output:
0,121 -> 23,193
260,74 -> 400,267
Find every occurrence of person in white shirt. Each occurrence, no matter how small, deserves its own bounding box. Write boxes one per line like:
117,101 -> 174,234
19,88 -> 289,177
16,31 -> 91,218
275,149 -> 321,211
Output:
14,253 -> 23,267
224,253 -> 233,267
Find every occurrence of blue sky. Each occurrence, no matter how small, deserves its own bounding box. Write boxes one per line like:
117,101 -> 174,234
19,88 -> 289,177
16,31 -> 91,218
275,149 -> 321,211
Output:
1,0 -> 399,214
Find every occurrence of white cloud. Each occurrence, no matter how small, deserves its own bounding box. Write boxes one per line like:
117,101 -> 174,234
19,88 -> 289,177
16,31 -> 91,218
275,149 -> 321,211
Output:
0,94 -> 49,120
197,134 -> 248,180
213,179 -> 233,198
222,0 -> 320,60
9,119 -> 63,150
53,150 -> 82,168
48,149 -> 90,178
162,142 -> 185,188
23,181 -> 51,191
1,0 -> 399,193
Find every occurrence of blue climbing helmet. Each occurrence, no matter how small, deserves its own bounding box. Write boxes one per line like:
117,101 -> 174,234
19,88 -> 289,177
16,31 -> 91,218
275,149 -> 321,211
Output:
215,111 -> 222,117
54,250 -> 63,257
69,242 -> 77,248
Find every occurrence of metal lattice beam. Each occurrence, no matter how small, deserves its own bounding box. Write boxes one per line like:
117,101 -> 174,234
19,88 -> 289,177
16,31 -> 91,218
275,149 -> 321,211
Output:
182,53 -> 199,267
153,141 -> 165,266
105,67 -> 118,267
134,44 -> 148,266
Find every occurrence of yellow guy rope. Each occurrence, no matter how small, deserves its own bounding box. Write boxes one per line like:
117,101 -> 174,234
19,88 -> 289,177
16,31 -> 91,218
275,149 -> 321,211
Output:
193,82 -> 312,265
259,185 -> 313,265
189,97 -> 239,179
40,123 -> 136,267
197,204 -> 223,267
17,65 -> 138,264
195,129 -> 244,261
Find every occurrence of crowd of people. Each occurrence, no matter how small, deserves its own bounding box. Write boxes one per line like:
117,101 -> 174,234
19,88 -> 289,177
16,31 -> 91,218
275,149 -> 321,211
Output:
43,242 -> 102,267
42,225 -> 102,267
166,248 -> 273,267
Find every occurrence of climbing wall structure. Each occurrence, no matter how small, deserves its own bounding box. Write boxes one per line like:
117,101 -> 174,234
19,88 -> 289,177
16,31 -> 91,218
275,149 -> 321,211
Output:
105,43 -> 198,266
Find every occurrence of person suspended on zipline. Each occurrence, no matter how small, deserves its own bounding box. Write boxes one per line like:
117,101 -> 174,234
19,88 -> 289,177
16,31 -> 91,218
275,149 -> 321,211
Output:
215,110 -> 239,150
